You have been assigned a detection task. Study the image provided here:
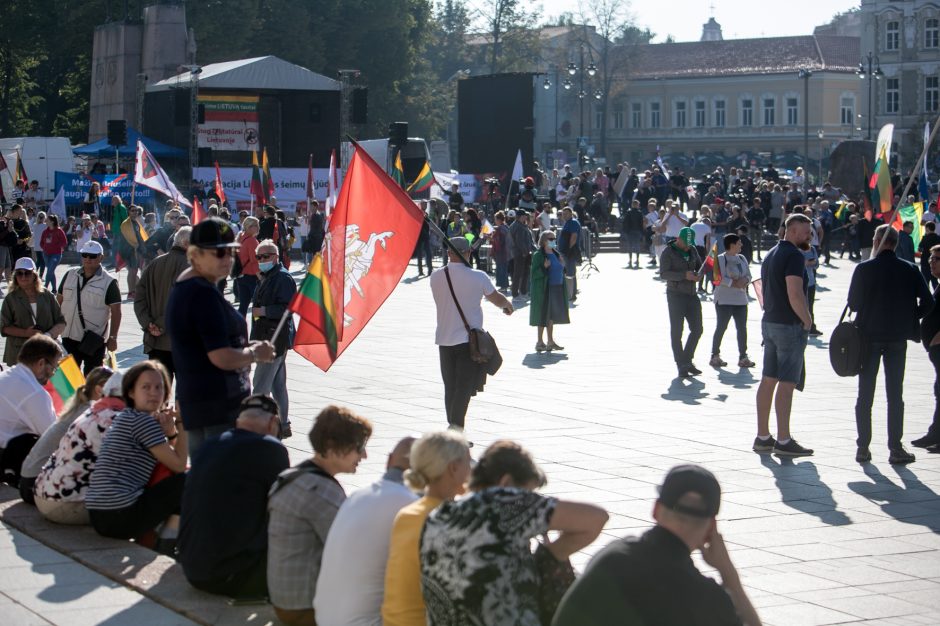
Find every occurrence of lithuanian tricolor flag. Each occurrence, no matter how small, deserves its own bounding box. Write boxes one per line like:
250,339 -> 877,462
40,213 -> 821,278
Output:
290,254 -> 342,360
406,161 -> 434,193
391,149 -> 405,188
46,355 -> 84,413
262,147 -> 275,200
702,242 -> 721,286
870,146 -> 892,217
250,150 -> 266,205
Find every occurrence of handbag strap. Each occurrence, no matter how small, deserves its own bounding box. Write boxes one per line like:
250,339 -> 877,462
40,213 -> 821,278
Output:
839,304 -> 851,325
73,270 -> 90,332
443,267 -> 473,334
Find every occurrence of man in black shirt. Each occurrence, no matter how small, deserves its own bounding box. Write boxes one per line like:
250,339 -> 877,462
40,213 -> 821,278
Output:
913,243 -> 940,451
848,225 -> 932,464
754,214 -> 815,457
178,395 -> 289,598
553,465 -> 761,626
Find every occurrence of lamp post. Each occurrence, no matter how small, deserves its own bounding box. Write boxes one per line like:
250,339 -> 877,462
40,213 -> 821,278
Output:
856,51 -> 883,140
543,65 -> 559,164
798,68 -> 812,192
817,129 -> 824,184
564,44 -> 599,169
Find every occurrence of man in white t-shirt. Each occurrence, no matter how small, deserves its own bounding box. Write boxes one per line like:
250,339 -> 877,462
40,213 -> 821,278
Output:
430,237 -> 513,431
536,203 -> 553,232
660,200 -> 689,239
314,437 -> 417,626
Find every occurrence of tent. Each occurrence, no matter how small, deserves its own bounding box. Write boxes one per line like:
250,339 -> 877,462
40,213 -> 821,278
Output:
72,126 -> 185,158
148,56 -> 341,92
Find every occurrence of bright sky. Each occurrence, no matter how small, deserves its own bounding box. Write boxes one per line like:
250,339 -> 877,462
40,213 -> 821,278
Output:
536,0 -> 861,43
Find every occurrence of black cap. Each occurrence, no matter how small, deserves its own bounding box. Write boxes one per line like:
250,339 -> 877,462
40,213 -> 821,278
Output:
190,217 -> 239,249
657,464 -> 721,518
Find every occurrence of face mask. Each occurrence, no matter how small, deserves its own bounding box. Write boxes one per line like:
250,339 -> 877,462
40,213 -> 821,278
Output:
548,240 -> 557,249
258,261 -> 275,273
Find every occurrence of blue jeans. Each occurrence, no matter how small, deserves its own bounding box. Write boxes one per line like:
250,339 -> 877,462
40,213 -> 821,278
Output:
253,354 -> 289,427
495,261 -> 509,288
44,254 -> 62,292
35,251 -> 45,278
761,321 -> 808,384
855,340 -> 907,450
235,274 -> 259,316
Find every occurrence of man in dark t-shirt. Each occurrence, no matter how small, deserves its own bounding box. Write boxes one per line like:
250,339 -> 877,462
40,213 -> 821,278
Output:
754,213 -> 814,458
554,465 -> 759,626
178,395 -> 289,598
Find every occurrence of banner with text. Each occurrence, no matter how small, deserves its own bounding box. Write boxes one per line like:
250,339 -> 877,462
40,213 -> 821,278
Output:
197,94 -> 260,152
53,172 -> 154,207
192,167 -> 342,213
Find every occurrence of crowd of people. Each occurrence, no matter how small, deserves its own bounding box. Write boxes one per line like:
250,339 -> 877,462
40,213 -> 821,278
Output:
0,154 -> 938,625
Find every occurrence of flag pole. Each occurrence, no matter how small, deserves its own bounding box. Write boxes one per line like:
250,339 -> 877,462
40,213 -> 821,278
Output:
268,308 -> 292,348
888,114 -> 940,228
425,211 -> 471,268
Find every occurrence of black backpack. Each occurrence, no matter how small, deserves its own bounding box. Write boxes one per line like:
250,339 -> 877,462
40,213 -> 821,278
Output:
829,305 -> 864,377
230,250 -> 243,279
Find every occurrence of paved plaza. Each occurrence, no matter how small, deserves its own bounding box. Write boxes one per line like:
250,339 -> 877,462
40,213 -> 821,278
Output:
2,250 -> 939,625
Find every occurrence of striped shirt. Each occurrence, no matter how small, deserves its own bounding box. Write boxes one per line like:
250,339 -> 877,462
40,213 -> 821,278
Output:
85,408 -> 167,511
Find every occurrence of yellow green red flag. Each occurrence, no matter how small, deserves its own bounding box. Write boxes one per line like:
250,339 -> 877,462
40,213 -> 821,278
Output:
406,161 -> 434,193
50,355 -> 84,405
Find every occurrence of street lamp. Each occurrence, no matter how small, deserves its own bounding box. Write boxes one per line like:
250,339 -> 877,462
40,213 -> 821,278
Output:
798,68 -> 812,192
856,51 -> 883,140
816,129 -> 824,184
542,65 -> 561,162
568,43 -> 602,168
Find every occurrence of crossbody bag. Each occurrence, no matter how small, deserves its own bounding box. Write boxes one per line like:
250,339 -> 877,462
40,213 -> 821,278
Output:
443,267 -> 498,364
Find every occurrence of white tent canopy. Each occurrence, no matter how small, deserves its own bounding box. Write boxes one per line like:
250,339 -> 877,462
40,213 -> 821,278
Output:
148,56 -> 341,92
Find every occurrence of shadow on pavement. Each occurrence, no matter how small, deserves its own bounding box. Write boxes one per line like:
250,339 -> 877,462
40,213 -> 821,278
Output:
522,353 -> 569,369
848,464 -> 940,533
759,456 -> 853,526
661,377 -> 709,405
716,368 -> 758,389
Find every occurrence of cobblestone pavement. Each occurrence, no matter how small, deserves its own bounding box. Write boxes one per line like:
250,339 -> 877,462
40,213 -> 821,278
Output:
3,251 -> 939,625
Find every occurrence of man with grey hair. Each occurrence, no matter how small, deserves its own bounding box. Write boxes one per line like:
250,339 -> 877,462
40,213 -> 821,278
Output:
430,237 -> 513,432
134,225 -> 191,380
847,224 -> 932,464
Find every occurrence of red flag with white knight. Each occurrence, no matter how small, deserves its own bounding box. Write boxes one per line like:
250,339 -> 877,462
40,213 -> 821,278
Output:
214,161 -> 226,205
134,140 -> 192,208
292,145 -> 425,371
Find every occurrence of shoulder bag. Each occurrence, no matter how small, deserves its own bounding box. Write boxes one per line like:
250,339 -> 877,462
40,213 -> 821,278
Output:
72,271 -> 106,355
829,305 -> 863,377
444,267 -> 498,364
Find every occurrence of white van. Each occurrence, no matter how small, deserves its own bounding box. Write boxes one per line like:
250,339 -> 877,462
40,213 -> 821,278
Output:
0,137 -> 74,202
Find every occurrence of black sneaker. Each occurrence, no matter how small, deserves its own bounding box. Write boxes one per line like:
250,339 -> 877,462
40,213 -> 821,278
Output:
753,436 -> 776,453
686,364 -> 703,376
889,447 -> 916,465
911,434 -> 940,449
773,439 -> 814,457
677,366 -> 690,378
855,448 -> 872,463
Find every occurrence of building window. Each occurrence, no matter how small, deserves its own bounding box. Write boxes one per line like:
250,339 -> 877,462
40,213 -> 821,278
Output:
714,100 -> 726,127
786,97 -> 798,125
927,76 -> 940,112
886,78 -> 899,113
927,18 -> 940,48
631,102 -> 642,128
886,20 -> 900,51
741,99 -> 753,126
840,95 -> 855,125
613,106 -> 624,129
674,101 -> 686,128
594,108 -> 604,130
694,100 -> 706,127
650,101 -> 661,128
762,97 -> 775,126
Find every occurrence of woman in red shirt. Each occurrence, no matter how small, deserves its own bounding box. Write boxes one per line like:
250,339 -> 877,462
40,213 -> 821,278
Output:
235,216 -> 261,316
40,215 -> 68,293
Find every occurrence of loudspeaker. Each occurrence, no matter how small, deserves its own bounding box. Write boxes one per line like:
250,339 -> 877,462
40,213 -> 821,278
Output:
352,88 -> 368,124
198,147 -> 213,167
107,119 -> 127,146
389,121 -> 408,146
197,104 -> 206,124
174,95 -> 189,125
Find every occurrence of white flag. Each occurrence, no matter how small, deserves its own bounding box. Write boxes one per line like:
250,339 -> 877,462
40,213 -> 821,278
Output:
134,140 -> 191,208
49,186 -> 66,220
511,149 -> 523,182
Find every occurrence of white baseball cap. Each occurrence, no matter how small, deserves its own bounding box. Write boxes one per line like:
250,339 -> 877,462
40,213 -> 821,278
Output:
79,240 -> 105,256
14,257 -> 36,272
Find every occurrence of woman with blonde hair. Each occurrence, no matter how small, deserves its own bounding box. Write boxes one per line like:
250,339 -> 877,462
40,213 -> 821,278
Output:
382,431 -> 472,626
0,257 -> 65,366
235,216 -> 261,316
19,366 -> 113,503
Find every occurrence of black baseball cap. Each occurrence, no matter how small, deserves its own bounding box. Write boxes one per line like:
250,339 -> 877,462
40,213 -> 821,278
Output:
191,216 -> 239,249
657,464 -> 721,518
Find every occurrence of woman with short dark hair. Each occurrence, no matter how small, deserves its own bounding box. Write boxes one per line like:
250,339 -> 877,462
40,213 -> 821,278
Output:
268,405 -> 373,626
85,360 -> 187,547
420,440 -> 608,626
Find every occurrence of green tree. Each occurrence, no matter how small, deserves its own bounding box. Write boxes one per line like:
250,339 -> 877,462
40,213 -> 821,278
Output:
471,0 -> 540,75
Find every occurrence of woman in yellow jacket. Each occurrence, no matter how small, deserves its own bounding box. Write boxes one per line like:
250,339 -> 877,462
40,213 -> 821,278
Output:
382,431 -> 472,626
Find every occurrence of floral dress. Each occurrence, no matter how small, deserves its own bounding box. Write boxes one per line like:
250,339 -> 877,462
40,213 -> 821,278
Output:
33,397 -> 124,502
420,487 -> 557,626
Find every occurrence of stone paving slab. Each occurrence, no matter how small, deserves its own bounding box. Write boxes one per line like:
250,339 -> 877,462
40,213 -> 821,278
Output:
1,252 -> 938,625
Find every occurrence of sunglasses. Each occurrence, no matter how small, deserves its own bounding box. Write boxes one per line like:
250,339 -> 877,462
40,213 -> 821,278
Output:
257,252 -> 277,260
14,270 -> 34,277
81,253 -> 101,259
207,247 -> 236,258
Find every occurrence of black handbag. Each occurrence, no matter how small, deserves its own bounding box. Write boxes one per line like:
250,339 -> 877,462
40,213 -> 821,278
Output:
443,267 -> 499,364
830,305 -> 864,377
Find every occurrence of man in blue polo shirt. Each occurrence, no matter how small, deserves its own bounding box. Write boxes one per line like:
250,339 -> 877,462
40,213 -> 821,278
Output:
754,213 -> 815,457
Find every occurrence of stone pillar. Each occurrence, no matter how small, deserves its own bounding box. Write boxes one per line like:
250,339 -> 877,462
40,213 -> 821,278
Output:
88,22 -> 143,143
141,3 -> 191,85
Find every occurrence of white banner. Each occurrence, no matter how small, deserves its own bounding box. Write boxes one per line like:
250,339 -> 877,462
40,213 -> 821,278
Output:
192,167 -> 343,213
198,122 -> 260,152
429,172 -> 480,204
